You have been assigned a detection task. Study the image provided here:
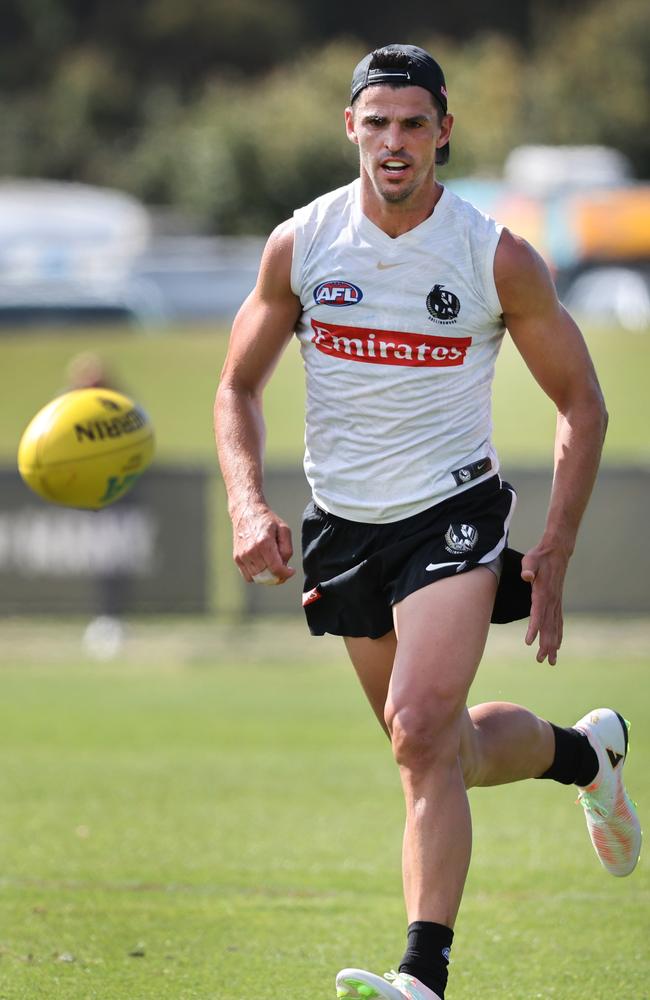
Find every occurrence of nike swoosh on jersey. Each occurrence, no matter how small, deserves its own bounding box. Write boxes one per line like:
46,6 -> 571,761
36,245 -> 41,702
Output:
376,261 -> 403,270
425,560 -> 465,572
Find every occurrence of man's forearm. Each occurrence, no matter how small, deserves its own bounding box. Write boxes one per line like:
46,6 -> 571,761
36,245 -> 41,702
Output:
215,382 -> 295,583
215,385 -> 268,519
542,397 -> 608,555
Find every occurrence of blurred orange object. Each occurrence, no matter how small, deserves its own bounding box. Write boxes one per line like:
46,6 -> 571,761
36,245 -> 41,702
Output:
572,187 -> 650,259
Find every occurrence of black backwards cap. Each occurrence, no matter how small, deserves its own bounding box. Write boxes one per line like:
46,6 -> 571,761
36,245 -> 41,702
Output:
350,44 -> 450,165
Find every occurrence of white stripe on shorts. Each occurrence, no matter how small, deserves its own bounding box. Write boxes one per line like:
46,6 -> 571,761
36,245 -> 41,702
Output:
478,483 -> 517,566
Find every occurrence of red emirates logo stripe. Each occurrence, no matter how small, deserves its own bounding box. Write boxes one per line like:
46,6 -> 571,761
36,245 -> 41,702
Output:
310,319 -> 471,367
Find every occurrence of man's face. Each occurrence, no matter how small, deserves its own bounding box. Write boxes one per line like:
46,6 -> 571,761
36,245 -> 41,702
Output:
345,85 -> 453,205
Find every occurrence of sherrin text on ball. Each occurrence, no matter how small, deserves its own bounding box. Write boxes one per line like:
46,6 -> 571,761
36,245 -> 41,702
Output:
17,388 -> 155,509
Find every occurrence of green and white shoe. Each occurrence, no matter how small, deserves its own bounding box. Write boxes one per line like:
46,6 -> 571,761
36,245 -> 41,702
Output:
336,968 -> 442,1000
574,708 -> 642,877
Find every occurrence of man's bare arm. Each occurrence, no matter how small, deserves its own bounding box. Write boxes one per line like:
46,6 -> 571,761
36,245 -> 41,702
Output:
495,230 -> 608,664
215,219 -> 302,584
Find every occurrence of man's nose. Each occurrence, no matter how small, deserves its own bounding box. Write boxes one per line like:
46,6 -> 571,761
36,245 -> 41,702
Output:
384,123 -> 404,152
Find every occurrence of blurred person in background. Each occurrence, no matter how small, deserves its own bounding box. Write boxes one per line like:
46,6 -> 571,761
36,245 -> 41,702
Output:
215,44 -> 641,1000
66,351 -> 117,392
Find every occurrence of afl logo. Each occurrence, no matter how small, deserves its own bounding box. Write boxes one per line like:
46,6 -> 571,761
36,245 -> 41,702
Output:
314,280 -> 363,306
427,284 -> 461,323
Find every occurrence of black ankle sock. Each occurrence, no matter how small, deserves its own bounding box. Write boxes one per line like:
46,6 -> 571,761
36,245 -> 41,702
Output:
537,723 -> 599,786
399,920 -> 453,999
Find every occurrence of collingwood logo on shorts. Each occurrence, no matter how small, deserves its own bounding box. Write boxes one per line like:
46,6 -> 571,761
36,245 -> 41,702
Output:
427,284 -> 461,324
444,522 -> 478,554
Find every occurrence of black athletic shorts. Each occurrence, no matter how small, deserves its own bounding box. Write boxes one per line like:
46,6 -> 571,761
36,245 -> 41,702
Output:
301,475 -> 532,639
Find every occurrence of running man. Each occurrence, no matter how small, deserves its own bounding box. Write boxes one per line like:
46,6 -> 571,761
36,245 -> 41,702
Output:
215,44 -> 641,1000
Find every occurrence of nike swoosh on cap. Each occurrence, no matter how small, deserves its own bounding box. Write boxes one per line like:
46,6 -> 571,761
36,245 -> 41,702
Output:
376,261 -> 403,270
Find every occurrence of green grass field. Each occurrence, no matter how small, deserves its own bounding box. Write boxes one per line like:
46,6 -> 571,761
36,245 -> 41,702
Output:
0,618 -> 648,999
1,323 -> 649,465
1,324 -> 648,997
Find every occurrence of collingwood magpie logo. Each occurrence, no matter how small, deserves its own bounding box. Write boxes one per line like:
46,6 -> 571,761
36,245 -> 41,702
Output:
444,522 -> 478,554
427,284 -> 461,324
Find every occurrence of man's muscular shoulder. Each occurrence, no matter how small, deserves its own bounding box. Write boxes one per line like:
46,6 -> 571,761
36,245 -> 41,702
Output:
249,218 -> 300,317
258,218 -> 296,297
494,228 -> 558,320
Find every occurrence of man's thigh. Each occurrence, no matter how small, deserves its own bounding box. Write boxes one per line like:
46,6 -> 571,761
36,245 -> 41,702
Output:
388,567 -> 498,727
344,568 -> 497,742
344,632 -> 397,735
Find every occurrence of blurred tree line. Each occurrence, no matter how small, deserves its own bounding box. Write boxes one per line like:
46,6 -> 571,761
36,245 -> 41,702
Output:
1,0 -> 648,232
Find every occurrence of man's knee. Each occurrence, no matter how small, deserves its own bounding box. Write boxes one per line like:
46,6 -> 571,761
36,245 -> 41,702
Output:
385,696 -> 463,773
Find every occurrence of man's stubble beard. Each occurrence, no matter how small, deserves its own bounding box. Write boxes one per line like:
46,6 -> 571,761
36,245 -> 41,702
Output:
378,185 -> 416,204
373,174 -> 421,205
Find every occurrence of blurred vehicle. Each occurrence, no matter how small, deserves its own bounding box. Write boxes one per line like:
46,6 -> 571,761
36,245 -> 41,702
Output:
130,234 -> 264,324
0,180 -> 164,327
503,145 -> 632,197
0,179 -> 265,328
559,263 -> 650,331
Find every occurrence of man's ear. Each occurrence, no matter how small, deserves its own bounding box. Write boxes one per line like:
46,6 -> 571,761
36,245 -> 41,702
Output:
344,106 -> 359,146
436,113 -> 454,152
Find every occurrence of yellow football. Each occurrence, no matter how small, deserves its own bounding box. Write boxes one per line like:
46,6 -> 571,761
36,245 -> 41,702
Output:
17,388 -> 155,509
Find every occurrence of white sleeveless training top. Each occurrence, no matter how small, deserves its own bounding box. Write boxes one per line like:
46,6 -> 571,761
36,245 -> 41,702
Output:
291,179 -> 505,523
